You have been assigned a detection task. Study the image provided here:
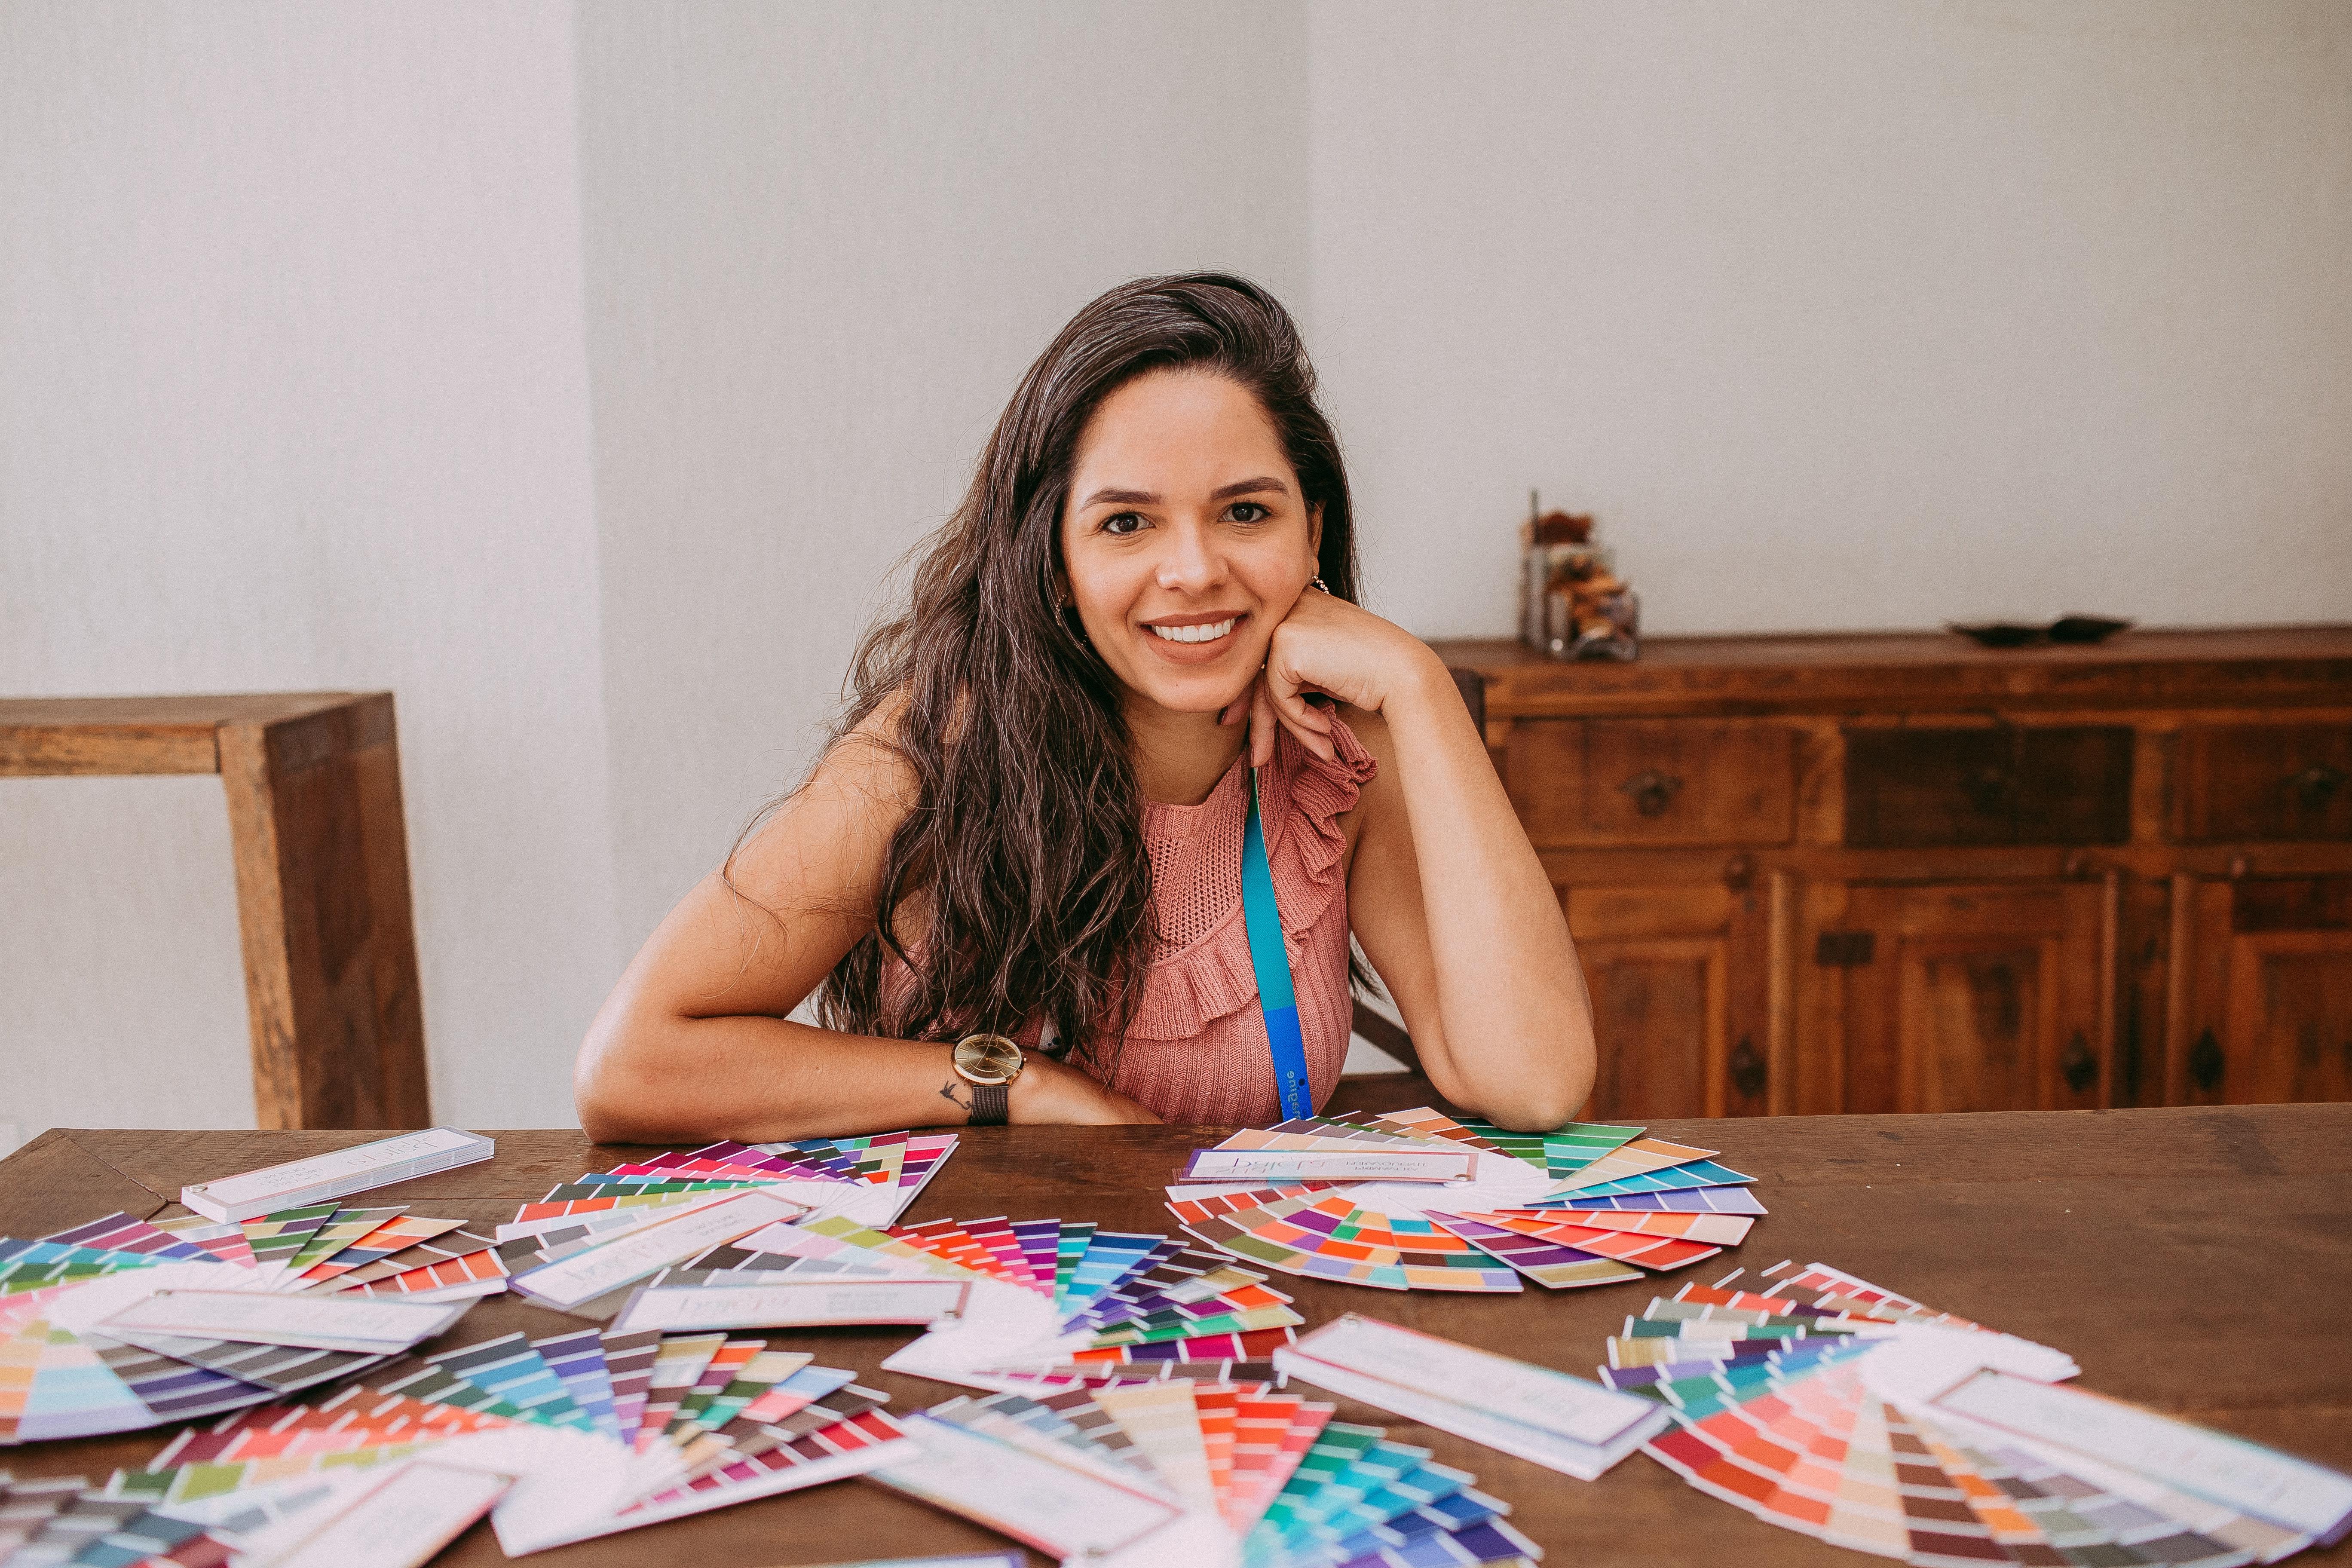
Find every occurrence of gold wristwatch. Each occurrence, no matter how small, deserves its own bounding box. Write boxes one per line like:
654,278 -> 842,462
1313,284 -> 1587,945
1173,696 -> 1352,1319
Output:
950,1033 -> 1024,1126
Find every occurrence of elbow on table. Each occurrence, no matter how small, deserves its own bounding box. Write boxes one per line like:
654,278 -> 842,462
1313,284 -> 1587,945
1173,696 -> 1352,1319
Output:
574,1054 -> 659,1145
573,1026 -> 703,1145
1445,1020 -> 1596,1133
1483,1079 -> 1590,1135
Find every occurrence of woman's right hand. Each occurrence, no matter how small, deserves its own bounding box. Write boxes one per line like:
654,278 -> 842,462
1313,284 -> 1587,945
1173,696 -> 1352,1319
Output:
1010,1054 -> 1162,1124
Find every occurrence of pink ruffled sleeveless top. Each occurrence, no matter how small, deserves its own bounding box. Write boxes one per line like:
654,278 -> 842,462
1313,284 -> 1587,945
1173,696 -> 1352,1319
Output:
881,717 -> 1376,1126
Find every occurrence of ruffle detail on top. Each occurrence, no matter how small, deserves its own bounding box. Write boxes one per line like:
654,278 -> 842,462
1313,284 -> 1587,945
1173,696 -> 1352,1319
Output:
1124,716 -> 1377,1041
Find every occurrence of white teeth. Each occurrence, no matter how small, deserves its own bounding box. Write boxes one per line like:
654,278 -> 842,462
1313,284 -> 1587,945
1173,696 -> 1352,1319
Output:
1149,618 -> 1237,645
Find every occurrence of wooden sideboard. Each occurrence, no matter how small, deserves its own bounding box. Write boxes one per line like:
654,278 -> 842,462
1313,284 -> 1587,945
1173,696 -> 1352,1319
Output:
1430,627 -> 2352,1121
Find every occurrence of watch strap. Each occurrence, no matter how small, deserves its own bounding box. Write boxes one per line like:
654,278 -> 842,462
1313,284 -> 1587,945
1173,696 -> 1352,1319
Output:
968,1082 -> 1010,1127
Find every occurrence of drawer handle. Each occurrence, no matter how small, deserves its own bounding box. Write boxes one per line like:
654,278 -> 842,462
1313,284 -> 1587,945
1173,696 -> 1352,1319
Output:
1729,1037 -> 1766,1100
2189,1028 -> 2223,1092
2284,763 -> 2346,812
1963,765 -> 2016,817
2060,1030 -> 2097,1094
1619,769 -> 1684,817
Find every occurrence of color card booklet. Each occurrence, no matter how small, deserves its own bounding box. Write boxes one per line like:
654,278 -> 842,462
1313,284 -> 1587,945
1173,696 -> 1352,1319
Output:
500,1132 -> 959,1246
872,1374 -> 1542,1568
178,1128 -> 496,1223
1274,1314 -> 1667,1481
872,1212 -> 1306,1393
1167,1108 -> 1764,1293
1,1208 -> 495,1447
1607,1260 -> 2352,1565
95,1323 -> 914,1558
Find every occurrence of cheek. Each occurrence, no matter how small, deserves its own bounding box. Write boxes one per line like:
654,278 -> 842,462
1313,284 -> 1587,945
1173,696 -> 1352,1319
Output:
1062,547 -> 1137,632
1235,542 -> 1314,608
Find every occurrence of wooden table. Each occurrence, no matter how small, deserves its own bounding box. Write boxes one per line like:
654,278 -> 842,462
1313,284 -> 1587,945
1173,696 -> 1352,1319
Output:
5,1107 -> 2348,1566
0,695 -> 426,1129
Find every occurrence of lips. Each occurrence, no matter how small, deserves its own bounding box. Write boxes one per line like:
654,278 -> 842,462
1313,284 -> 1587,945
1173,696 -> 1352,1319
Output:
1137,611 -> 1250,667
1148,618 -> 1236,645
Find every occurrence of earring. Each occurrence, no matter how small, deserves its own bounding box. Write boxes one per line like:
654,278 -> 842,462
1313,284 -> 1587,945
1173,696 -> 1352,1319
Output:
1311,576 -> 1331,593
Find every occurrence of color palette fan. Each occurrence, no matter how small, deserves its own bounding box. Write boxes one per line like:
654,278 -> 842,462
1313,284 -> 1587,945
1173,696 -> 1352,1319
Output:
642,1210 -> 1309,1392
505,1132 -> 957,1246
1603,1260 -> 2352,1565
98,1324 -> 916,1556
873,1375 -> 1542,1568
1,1208 -> 491,1447
1165,1109 -> 1764,1292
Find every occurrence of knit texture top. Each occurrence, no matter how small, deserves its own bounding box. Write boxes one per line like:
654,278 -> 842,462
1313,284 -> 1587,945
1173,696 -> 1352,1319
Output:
879,715 -> 1377,1126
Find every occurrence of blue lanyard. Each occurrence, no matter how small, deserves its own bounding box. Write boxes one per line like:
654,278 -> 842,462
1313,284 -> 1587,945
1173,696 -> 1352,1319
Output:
1240,767 -> 1314,1119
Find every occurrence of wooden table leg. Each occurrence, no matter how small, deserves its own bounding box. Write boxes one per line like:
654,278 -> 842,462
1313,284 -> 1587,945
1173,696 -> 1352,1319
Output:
219,694 -> 429,1128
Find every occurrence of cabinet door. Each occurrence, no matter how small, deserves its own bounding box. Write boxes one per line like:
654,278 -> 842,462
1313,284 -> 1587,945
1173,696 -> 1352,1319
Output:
1830,881 -> 2114,1114
2169,876 -> 2352,1104
1565,882 -> 1771,1121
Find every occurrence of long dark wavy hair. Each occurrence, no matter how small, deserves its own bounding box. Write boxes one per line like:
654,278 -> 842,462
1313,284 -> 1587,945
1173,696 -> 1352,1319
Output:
779,272 -> 1359,1081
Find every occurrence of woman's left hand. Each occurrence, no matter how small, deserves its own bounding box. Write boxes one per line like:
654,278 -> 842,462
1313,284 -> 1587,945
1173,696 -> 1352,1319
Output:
1218,585 -> 1444,766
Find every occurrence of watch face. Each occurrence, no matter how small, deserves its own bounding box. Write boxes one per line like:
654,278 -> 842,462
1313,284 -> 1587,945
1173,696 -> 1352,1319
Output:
955,1033 -> 1023,1086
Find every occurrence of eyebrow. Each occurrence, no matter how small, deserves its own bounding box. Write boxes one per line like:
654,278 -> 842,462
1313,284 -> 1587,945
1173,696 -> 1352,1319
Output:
1078,476 -> 1291,509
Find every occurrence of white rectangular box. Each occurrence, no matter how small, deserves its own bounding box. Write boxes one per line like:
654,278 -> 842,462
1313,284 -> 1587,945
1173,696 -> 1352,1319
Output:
181,1129 -> 495,1222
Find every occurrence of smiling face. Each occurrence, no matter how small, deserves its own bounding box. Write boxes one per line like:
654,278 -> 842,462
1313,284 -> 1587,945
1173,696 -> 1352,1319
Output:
1059,369 -> 1321,718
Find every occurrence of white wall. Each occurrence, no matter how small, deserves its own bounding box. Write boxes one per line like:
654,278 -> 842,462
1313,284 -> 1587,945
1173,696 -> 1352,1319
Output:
574,0 -> 1311,949
5,2 -> 2346,1142
1311,0 -> 2352,637
0,2 -> 619,1134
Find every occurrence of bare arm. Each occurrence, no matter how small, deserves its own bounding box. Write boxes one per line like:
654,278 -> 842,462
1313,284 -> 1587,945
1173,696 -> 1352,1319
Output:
1243,596 -> 1596,1130
573,720 -> 1158,1142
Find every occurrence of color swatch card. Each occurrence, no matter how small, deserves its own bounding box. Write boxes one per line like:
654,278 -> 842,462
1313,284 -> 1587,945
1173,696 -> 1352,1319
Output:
1,1242 -> 281,1444
1170,1108 -> 1764,1294
610,1277 -> 971,1334
1,1196 -> 517,1447
1608,1260 -> 2352,1566
873,1376 -> 1541,1568
1275,1314 -> 1666,1480
874,1219 -> 1306,1394
492,1132 -> 963,1297
96,1289 -> 471,1354
872,1410 -> 1188,1558
110,1325 -> 919,1556
179,1129 -> 495,1223
1179,1146 -> 1476,1184
1928,1371 -> 2352,1548
506,1189 -> 812,1315
1427,1209 -> 1727,1288
208,1456 -> 513,1568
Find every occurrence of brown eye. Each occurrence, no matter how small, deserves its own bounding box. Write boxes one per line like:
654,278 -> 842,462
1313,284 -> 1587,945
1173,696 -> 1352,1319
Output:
1102,511 -> 1146,536
1228,502 -> 1271,524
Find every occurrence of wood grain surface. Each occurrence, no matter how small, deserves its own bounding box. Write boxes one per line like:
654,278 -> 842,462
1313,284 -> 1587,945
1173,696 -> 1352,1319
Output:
3,1108 -> 2347,1568
0,692 -> 431,1130
1430,625 -> 2352,718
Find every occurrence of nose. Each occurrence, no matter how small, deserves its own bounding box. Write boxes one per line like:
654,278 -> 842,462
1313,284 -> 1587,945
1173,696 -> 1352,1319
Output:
1153,516 -> 1228,596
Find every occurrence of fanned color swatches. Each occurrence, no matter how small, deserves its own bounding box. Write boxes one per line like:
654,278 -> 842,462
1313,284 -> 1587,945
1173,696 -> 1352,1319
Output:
505,1133 -> 958,1243
873,1375 -> 1544,1568
101,1326 -> 916,1556
1165,1109 -> 1765,1293
651,1213 -> 1316,1392
0,1208 -> 490,1446
1605,1260 -> 2352,1565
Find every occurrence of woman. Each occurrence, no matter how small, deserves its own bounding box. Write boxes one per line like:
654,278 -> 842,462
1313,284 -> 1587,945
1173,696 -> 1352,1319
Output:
575,274 -> 1594,1140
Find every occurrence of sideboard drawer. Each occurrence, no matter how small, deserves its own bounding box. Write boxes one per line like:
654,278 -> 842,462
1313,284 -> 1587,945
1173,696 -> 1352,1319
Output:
2176,723 -> 2352,842
1845,726 -> 2132,847
1508,720 -> 1797,846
